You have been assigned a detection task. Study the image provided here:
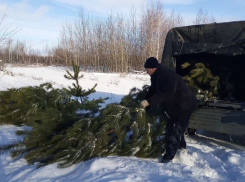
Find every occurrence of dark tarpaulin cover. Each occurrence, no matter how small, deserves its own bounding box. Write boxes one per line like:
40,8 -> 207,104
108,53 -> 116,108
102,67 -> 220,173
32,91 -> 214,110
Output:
161,21 -> 245,70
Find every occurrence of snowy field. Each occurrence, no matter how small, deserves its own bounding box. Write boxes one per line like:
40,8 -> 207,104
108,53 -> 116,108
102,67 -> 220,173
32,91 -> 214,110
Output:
0,65 -> 245,182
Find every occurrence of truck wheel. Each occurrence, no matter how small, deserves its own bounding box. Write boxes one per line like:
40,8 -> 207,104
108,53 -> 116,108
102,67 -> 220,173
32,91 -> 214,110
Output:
188,128 -> 196,135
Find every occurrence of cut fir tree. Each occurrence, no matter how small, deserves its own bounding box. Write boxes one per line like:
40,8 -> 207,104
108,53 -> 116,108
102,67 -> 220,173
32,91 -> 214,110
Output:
0,63 -> 167,168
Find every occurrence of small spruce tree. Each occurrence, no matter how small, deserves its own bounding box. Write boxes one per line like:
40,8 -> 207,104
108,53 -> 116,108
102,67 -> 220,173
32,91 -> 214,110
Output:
64,61 -> 97,103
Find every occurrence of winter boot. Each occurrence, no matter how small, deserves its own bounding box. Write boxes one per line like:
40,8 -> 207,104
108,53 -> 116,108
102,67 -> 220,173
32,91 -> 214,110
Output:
160,153 -> 172,163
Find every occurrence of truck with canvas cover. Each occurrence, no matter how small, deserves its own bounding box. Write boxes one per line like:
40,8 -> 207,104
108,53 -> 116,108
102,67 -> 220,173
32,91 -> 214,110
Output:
161,21 -> 245,136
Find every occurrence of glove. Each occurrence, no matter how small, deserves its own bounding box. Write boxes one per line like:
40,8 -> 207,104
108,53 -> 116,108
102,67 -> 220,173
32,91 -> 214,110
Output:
140,100 -> 149,108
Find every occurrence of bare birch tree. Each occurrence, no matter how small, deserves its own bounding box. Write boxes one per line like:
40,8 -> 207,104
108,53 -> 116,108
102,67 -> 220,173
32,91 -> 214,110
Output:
0,10 -> 19,47
193,9 -> 216,25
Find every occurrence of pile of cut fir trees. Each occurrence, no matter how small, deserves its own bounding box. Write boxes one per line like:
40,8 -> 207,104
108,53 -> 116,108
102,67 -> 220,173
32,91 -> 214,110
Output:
181,62 -> 224,102
0,62 -> 167,168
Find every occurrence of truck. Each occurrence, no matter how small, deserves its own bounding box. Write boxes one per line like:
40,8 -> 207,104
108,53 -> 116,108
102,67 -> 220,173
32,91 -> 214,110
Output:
161,21 -> 245,137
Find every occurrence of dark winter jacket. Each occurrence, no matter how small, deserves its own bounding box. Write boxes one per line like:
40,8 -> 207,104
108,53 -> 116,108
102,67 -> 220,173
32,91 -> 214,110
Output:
146,64 -> 197,122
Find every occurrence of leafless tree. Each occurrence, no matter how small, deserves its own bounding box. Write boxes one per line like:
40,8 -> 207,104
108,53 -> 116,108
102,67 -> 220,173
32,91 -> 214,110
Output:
0,10 -> 20,69
193,9 -> 216,25
0,10 -> 20,47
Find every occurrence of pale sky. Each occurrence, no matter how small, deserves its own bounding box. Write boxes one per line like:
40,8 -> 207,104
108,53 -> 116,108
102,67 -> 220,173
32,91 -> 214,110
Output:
1,0 -> 245,51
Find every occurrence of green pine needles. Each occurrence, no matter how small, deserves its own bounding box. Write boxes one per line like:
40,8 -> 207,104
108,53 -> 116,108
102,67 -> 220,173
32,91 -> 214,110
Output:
0,63 -> 167,168
64,62 -> 97,103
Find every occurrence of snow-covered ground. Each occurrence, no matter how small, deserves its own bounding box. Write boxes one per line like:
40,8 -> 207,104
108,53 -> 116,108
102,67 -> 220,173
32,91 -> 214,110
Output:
0,65 -> 245,182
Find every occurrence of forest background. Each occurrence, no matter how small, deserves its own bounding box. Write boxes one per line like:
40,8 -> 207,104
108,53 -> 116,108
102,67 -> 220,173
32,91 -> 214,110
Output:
0,1 -> 216,72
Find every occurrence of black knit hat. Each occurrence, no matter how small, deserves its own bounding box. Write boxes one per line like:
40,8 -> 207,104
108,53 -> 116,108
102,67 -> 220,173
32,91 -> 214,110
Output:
144,57 -> 159,68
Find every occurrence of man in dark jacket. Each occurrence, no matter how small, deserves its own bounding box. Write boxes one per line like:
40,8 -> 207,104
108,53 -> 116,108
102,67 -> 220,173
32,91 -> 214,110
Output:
140,57 -> 197,163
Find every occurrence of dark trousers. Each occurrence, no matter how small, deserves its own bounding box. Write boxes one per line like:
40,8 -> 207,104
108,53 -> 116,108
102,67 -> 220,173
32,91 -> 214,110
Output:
163,113 -> 191,160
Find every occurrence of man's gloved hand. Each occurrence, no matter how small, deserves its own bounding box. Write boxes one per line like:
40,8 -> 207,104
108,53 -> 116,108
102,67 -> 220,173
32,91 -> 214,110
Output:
140,100 -> 149,108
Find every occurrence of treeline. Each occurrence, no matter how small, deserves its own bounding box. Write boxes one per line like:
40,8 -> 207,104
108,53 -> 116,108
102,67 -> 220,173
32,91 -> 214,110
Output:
0,40 -> 64,67
0,2 -> 215,72
57,3 -> 183,72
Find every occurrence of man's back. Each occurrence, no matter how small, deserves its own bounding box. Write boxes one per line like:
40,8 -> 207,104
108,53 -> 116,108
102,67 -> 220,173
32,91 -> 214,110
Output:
148,64 -> 197,119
